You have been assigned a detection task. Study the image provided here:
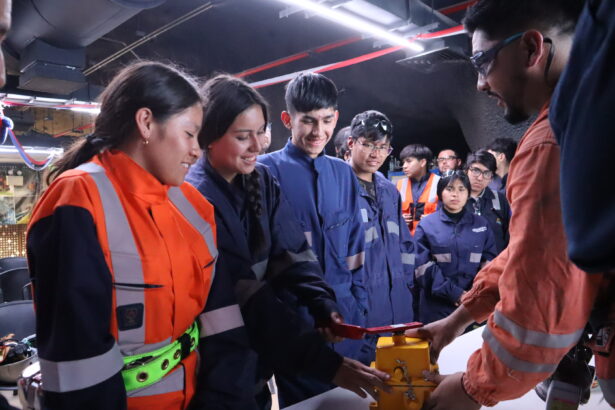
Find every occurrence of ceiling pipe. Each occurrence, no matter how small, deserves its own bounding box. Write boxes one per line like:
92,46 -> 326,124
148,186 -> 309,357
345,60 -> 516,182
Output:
84,1 -> 216,76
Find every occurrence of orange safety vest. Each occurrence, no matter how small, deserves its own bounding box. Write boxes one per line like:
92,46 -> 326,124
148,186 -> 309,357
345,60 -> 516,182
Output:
30,151 -> 216,410
396,173 -> 440,235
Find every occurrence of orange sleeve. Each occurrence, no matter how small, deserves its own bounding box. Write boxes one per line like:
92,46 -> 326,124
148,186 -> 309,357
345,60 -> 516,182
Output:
461,247 -> 508,323
462,122 -> 603,405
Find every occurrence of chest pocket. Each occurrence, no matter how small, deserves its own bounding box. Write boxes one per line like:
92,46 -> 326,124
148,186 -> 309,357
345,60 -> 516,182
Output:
325,213 -> 351,259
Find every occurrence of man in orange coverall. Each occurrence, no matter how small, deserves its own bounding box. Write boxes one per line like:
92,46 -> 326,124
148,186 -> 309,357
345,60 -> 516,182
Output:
406,0 -> 606,408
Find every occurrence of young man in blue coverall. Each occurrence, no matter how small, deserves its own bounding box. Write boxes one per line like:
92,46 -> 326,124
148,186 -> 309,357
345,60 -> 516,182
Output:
346,110 -> 416,363
259,73 -> 367,407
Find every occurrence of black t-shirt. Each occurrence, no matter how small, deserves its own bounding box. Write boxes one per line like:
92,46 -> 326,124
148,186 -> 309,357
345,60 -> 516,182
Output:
358,178 -> 376,201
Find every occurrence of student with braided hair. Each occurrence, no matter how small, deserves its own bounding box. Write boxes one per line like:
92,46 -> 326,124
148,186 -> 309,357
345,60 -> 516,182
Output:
186,74 -> 390,409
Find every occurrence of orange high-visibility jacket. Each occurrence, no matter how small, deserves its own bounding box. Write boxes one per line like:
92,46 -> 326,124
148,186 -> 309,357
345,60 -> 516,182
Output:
27,150 -> 216,410
396,173 -> 439,235
460,104 -> 603,406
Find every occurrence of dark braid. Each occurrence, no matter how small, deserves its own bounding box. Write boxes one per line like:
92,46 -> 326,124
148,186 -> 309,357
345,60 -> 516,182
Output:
244,168 -> 266,255
245,169 -> 263,217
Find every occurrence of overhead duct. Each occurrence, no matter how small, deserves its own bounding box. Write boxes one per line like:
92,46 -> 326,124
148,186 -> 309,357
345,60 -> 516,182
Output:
4,0 -> 167,95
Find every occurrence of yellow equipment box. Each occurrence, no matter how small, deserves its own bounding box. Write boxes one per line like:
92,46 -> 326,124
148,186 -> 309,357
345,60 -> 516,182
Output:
370,334 -> 438,410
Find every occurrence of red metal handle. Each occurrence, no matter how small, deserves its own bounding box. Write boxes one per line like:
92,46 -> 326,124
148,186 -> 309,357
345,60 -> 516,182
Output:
330,322 -> 423,339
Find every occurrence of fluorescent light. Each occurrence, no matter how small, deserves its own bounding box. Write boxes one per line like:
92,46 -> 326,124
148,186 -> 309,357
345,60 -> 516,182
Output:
340,0 -> 401,26
70,107 -> 101,115
5,93 -> 32,100
0,146 -> 64,155
278,0 -> 424,52
34,97 -> 65,104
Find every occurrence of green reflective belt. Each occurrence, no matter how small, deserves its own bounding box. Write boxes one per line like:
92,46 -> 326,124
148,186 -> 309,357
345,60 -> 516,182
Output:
121,321 -> 199,392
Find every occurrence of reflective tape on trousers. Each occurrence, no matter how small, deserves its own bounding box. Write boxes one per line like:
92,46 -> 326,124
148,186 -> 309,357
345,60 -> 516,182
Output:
482,326 -> 559,373
40,343 -> 124,392
493,310 -> 584,349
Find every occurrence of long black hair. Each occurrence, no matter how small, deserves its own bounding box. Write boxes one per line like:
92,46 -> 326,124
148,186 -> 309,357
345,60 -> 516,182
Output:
48,61 -> 201,183
199,74 -> 269,254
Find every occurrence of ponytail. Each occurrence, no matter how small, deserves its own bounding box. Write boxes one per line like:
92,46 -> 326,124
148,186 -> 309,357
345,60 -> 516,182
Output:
46,135 -> 108,184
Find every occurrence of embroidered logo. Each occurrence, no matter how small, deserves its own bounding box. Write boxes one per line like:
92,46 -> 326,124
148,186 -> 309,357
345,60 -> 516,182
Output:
117,303 -> 144,331
472,226 -> 487,233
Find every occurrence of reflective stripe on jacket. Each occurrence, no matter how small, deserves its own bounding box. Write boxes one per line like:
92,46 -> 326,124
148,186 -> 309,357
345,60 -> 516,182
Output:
259,139 -> 367,359
396,173 -> 440,235
414,208 -> 496,324
27,151 -> 216,410
460,104 -> 604,406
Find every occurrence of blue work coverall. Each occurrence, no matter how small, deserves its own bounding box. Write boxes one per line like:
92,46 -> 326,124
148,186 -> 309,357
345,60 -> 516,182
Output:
414,208 -> 497,324
186,158 -> 342,409
357,172 -> 415,363
259,139 -> 367,406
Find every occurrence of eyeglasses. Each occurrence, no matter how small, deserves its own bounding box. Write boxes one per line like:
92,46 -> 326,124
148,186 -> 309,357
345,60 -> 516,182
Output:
357,140 -> 393,156
360,119 -> 393,134
470,32 -> 523,77
467,166 -> 493,179
436,156 -> 458,163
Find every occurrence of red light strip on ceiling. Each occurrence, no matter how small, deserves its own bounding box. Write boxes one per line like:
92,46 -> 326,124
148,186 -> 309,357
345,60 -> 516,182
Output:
236,1 -> 474,79
250,25 -> 465,89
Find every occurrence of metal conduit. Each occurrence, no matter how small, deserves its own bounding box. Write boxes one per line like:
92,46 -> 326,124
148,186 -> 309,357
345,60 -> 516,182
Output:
84,1 -> 215,76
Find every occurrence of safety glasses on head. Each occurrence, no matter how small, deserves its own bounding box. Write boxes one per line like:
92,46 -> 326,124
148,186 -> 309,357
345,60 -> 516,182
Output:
360,118 -> 393,135
441,169 -> 465,178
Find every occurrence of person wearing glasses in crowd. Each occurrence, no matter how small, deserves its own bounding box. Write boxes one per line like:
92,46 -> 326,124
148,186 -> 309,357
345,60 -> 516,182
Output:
413,170 -> 496,325
485,137 -> 517,193
434,149 -> 462,176
465,150 -> 511,254
397,144 -> 440,235
258,73 -> 369,406
346,110 -> 416,363
186,75 -> 389,409
406,1 -> 603,408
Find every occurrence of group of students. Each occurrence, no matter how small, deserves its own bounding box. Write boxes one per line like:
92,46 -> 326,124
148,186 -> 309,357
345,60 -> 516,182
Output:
26,65 -> 399,410
25,56 -> 514,409
20,0 -> 615,410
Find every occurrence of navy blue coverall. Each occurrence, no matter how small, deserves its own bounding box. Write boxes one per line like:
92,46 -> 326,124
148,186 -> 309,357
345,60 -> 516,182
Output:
414,208 -> 497,324
186,158 -> 342,409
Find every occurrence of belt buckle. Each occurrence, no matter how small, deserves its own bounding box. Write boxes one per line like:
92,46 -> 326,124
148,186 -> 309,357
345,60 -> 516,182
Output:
177,332 -> 192,360
123,355 -> 155,370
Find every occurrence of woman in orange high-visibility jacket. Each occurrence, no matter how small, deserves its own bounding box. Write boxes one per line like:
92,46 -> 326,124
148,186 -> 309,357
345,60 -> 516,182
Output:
27,62 -> 216,410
